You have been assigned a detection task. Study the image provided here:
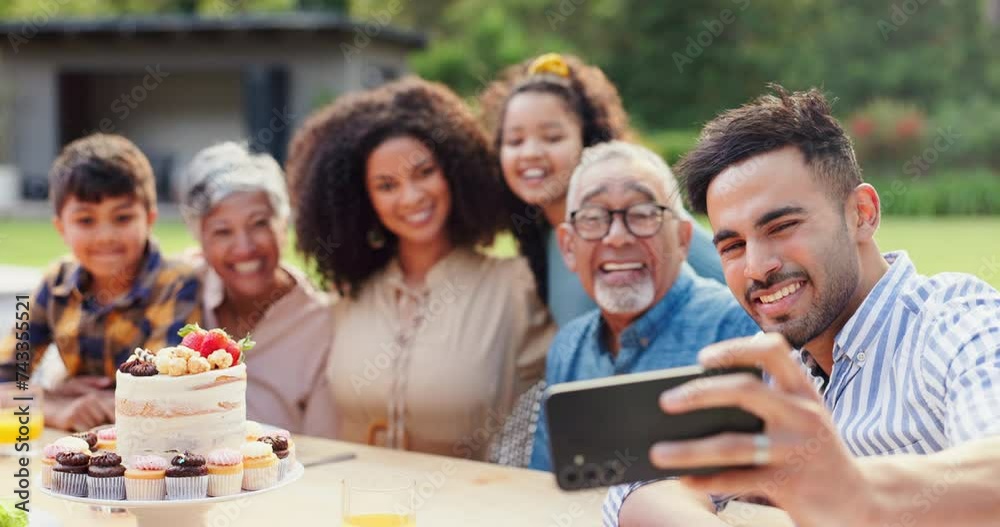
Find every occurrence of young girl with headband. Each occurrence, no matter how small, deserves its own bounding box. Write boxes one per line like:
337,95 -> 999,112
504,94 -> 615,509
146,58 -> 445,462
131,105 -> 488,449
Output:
480,53 -> 724,326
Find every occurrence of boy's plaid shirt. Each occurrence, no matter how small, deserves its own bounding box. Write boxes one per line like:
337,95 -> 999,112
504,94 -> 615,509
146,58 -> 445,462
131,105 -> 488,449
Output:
0,240 -> 201,380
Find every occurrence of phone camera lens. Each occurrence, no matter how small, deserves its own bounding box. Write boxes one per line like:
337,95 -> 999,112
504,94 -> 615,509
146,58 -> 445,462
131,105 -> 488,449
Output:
559,465 -> 582,489
601,460 -> 625,485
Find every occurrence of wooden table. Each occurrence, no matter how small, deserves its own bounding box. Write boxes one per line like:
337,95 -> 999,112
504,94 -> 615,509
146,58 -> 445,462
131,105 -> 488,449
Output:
13,430 -> 792,526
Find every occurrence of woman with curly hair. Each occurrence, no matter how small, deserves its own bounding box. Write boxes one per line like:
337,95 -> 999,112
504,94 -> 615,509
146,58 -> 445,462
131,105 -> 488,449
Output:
480,53 -> 724,326
288,77 -> 555,461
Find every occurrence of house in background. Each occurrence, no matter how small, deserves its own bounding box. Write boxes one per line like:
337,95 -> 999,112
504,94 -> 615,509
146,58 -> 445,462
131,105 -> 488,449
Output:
0,13 -> 425,201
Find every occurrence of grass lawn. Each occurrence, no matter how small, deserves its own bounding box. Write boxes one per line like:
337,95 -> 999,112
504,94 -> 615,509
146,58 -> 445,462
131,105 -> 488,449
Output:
1,216 -> 998,289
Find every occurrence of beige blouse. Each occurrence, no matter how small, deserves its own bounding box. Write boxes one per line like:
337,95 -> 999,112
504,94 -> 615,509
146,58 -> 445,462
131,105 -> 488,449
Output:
201,262 -> 338,437
328,248 -> 555,460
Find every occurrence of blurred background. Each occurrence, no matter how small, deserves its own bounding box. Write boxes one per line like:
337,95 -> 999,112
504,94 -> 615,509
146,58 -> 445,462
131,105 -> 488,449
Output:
0,0 -> 998,288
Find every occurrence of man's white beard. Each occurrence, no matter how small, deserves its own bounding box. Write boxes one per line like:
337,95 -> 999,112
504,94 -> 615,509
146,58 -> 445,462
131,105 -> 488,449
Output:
594,276 -> 655,314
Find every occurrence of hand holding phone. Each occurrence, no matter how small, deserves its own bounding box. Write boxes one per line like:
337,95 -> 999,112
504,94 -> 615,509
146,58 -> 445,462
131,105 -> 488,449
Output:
545,365 -> 764,490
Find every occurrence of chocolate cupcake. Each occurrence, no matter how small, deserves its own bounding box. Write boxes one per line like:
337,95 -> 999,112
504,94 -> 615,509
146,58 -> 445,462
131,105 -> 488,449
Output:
87,451 -> 126,500
165,452 -> 208,500
52,451 -> 90,497
73,431 -> 99,452
259,436 -> 291,480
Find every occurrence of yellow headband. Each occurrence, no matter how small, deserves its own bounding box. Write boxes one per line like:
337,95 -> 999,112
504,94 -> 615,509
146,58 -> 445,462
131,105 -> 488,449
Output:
528,53 -> 570,78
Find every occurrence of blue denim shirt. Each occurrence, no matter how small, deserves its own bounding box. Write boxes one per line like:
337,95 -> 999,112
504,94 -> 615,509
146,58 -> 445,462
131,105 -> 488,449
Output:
529,264 -> 760,471
546,222 -> 725,327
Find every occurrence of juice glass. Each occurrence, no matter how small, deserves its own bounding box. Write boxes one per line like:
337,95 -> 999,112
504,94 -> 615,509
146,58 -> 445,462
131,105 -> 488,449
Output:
0,382 -> 44,456
342,475 -> 415,527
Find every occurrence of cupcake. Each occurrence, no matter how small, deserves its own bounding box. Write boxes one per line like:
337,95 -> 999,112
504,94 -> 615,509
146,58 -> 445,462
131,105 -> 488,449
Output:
46,436 -> 92,488
96,427 -> 117,452
240,441 -> 278,491
273,429 -> 296,465
258,436 -> 291,480
124,455 -> 168,501
52,451 -> 90,497
245,421 -> 263,442
87,451 -> 126,500
73,431 -> 99,453
206,449 -> 244,497
165,452 -> 208,500
41,438 -> 88,489
41,445 -> 69,489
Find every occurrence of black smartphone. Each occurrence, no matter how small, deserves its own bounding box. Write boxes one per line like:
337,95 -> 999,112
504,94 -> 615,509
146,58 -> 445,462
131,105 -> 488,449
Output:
545,365 -> 764,490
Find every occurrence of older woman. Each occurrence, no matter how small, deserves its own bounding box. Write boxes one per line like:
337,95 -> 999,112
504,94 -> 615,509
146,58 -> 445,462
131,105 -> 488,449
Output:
288,77 -> 555,460
179,142 -> 335,436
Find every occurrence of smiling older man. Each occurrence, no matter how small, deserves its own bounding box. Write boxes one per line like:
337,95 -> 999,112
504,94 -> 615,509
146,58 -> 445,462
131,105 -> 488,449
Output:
528,141 -> 759,472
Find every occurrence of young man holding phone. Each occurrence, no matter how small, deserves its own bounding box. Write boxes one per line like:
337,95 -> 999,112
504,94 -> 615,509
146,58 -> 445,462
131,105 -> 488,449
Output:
529,141 -> 759,472
607,86 -> 1000,526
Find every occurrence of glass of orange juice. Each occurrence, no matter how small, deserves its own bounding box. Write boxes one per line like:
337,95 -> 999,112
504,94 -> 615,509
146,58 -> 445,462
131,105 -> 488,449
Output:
0,382 -> 44,456
342,475 -> 415,527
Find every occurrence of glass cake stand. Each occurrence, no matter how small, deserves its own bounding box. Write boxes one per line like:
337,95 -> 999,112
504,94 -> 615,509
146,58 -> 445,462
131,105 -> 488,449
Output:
40,461 -> 303,526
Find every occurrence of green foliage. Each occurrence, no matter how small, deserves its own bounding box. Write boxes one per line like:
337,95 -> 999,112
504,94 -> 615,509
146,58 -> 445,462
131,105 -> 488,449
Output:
931,96 -> 1000,170
641,129 -> 700,166
407,1 -> 576,98
3,0 -> 994,134
0,498 -> 27,527
847,98 -> 929,169
1,0 -> 995,214
869,170 -> 1000,216
297,0 -> 348,12
380,0 -> 998,136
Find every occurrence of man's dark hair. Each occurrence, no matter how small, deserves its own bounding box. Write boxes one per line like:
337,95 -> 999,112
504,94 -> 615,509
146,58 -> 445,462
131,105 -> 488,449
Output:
49,133 -> 156,214
678,84 -> 863,214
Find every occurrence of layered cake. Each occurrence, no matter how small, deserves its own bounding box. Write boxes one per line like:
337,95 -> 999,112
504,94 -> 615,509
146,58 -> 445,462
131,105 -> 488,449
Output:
115,325 -> 253,465
45,326 -> 296,501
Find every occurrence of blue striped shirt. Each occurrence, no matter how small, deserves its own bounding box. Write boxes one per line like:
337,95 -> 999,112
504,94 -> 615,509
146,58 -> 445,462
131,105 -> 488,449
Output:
602,251 -> 1000,526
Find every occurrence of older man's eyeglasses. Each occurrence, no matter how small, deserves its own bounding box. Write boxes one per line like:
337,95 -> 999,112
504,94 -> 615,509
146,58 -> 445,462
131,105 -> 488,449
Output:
569,203 -> 673,241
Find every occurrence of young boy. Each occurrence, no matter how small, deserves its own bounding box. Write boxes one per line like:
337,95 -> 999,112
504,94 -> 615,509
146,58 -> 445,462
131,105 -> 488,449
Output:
0,133 -> 201,431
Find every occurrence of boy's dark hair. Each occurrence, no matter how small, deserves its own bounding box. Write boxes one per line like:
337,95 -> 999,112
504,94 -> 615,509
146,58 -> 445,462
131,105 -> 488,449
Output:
287,76 -> 506,298
49,133 -> 156,214
678,84 -> 863,215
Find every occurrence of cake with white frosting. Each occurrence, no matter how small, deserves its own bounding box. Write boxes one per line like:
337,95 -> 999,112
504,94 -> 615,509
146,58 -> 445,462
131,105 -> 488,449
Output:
114,326 -> 253,465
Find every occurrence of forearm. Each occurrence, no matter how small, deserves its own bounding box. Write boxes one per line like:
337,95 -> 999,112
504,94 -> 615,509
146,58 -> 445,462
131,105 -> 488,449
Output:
619,480 -> 728,527
41,394 -> 79,431
859,437 -> 1000,527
